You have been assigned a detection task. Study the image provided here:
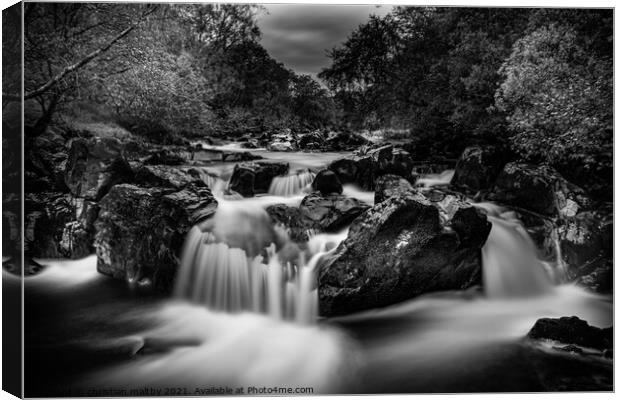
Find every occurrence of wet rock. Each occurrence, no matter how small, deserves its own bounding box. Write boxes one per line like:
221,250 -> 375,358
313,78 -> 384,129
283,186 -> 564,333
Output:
25,192 -> 75,258
324,131 -> 369,151
491,163 -> 591,217
241,139 -> 260,149
298,131 -> 326,150
557,209 -> 613,292
552,344 -> 584,355
267,141 -> 295,152
134,165 -> 204,190
450,146 -> 508,192
266,204 -> 310,242
228,162 -> 289,197
25,128 -> 69,193
312,170 -> 343,195
221,151 -> 262,162
329,146 -> 414,191
318,190 -> 491,316
527,316 -> 612,350
299,193 -> 370,233
143,148 -> 186,165
375,174 -> 414,204
603,349 -> 613,359
267,194 -> 370,242
64,137 -> 134,200
59,221 -> 93,259
95,184 -> 218,292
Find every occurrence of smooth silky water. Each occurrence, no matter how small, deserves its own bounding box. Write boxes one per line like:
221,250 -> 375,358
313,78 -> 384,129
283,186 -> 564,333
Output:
22,161 -> 612,395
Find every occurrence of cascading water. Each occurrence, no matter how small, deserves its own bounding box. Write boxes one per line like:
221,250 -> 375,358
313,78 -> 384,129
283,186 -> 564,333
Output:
475,202 -> 554,298
416,169 -> 455,188
268,170 -> 316,197
174,197 -> 347,324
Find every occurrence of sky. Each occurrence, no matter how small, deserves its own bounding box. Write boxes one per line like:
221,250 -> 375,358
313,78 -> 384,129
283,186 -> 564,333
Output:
256,4 -> 393,82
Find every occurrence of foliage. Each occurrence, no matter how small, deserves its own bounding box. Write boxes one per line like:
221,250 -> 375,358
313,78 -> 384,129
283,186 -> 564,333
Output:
495,22 -> 612,179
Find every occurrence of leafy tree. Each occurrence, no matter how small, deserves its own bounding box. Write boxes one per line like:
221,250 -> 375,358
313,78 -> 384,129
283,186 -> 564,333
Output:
495,22 -> 612,186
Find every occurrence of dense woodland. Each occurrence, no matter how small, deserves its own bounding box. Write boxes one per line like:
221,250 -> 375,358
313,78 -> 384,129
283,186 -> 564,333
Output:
3,4 -> 613,195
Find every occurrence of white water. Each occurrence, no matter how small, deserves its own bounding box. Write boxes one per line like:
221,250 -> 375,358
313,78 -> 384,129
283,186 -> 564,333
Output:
22,162 -> 612,394
476,203 -> 555,298
268,170 -> 315,197
416,169 -> 455,187
175,196 -> 347,324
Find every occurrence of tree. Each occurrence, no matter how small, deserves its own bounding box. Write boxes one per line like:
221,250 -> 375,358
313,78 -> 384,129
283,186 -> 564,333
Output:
495,22 -> 612,185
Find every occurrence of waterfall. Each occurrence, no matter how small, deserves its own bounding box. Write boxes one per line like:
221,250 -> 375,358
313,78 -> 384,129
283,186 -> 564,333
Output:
475,203 -> 554,298
175,198 -> 346,324
268,170 -> 315,197
416,169 -> 454,188
190,167 -> 229,196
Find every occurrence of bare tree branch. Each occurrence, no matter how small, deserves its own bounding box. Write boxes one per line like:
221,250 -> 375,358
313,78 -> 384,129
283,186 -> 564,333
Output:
3,5 -> 158,102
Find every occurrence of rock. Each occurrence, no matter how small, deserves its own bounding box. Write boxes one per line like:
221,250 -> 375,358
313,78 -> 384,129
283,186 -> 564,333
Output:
328,146 -> 414,191
228,162 -> 289,197
527,316 -> 612,350
266,204 -> 310,242
380,147 -> 415,178
25,192 -> 75,258
95,184 -> 217,292
241,139 -> 260,149
298,131 -> 325,149
134,165 -> 204,190
59,221 -> 93,259
318,190 -> 491,316
552,344 -> 584,355
267,141 -> 295,152
312,170 -> 343,195
603,349 -> 613,359
143,148 -> 186,165
299,193 -> 370,233
557,209 -> 612,291
221,151 -> 262,162
324,131 -> 369,151
491,163 -> 591,217
25,129 -> 69,193
450,146 -> 508,192
375,174 -> 414,203
64,137 -> 134,200
266,193 -> 370,242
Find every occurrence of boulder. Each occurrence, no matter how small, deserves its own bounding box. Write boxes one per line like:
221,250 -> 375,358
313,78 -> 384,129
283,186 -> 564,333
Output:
143,148 -> 186,165
95,184 -> 217,292
450,146 -> 508,192
312,170 -> 343,195
318,190 -> 491,316
299,193 -> 370,233
375,174 -> 414,204
527,316 -> 612,350
298,131 -> 325,150
64,137 -> 134,200
24,192 -> 75,258
134,165 -> 204,190
59,221 -> 93,259
241,139 -> 260,149
266,193 -> 370,242
491,163 -> 591,217
324,131 -> 369,151
557,209 -> 612,291
267,141 -> 295,152
228,162 -> 289,197
266,204 -> 310,242
328,146 -> 414,191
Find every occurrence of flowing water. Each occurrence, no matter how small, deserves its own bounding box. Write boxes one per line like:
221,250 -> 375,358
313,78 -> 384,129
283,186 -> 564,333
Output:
21,152 -> 612,396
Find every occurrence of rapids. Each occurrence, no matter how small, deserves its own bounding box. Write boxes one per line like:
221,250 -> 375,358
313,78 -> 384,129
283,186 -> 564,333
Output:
20,153 -> 612,395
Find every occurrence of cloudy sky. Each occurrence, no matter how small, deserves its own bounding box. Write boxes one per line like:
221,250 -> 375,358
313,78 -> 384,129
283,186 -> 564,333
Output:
256,5 -> 393,81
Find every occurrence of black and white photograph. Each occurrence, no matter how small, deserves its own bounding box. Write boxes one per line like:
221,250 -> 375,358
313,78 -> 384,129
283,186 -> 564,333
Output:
1,1 -> 615,397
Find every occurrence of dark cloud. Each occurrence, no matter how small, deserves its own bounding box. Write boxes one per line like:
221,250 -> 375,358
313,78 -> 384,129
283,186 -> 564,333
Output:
257,5 -> 392,80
